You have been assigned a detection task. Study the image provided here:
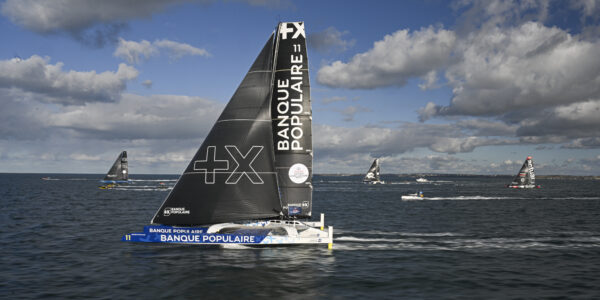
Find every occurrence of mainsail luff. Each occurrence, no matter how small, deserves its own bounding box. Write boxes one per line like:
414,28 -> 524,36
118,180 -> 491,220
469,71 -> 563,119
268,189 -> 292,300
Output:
271,22 -> 313,218
363,159 -> 380,182
151,33 -> 282,226
103,151 -> 128,181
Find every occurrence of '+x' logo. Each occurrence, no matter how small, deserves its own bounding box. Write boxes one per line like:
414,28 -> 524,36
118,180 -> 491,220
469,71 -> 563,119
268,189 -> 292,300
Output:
279,22 -> 305,40
193,145 -> 264,184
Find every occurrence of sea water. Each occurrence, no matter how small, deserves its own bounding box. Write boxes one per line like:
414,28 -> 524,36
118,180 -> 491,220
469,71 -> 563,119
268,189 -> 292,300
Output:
2,173 -> 600,298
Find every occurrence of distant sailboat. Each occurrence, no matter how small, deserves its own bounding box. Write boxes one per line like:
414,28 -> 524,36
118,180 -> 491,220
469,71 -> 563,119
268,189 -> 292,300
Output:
363,158 -> 384,184
507,156 -> 541,189
122,22 -> 333,247
100,151 -> 130,184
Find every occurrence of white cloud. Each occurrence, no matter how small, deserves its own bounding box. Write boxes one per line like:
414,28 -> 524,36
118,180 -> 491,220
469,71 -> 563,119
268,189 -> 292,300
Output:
516,99 -> 600,138
0,0 -> 196,47
314,123 -> 516,158
70,153 -> 102,161
1,0 -> 191,34
114,38 -> 210,64
153,39 -> 211,60
1,0 -> 289,47
48,93 -> 223,140
317,26 -> 456,89
114,38 -> 158,64
437,22 -> 600,117
338,105 -> 370,122
307,26 -> 355,54
418,70 -> 439,90
0,55 -> 138,104
321,96 -> 347,104
142,80 -> 153,88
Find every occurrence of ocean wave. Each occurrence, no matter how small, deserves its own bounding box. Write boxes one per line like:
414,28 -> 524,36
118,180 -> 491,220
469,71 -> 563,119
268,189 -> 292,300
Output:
333,233 -> 600,251
129,179 -> 177,182
400,196 -> 600,201
111,188 -> 172,191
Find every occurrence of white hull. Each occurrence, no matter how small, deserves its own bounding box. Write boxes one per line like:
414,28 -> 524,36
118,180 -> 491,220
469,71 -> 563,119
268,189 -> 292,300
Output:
364,181 -> 385,184
508,185 -> 539,189
401,194 -> 424,200
123,213 -> 333,248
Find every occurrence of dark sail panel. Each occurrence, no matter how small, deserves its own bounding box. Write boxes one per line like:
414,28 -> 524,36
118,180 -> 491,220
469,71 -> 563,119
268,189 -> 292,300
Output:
152,34 -> 282,226
363,159 -> 380,182
508,156 -> 536,187
103,151 -> 128,181
271,22 -> 313,218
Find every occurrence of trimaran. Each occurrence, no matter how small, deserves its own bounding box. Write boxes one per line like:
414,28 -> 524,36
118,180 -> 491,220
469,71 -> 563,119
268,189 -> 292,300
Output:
99,151 -> 130,188
507,156 -> 541,189
122,22 -> 333,248
363,158 -> 384,184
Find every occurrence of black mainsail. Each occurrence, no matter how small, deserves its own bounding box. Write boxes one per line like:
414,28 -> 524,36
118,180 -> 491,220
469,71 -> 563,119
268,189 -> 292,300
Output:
103,151 -> 129,182
152,22 -> 312,226
363,159 -> 381,183
508,156 -> 538,188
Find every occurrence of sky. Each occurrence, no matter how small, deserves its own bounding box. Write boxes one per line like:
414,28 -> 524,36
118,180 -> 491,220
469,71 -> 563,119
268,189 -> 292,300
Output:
1,0 -> 599,175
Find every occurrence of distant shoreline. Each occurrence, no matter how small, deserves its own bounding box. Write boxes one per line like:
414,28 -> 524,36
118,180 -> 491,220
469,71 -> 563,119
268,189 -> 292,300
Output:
317,174 -> 600,180
3,173 -> 599,179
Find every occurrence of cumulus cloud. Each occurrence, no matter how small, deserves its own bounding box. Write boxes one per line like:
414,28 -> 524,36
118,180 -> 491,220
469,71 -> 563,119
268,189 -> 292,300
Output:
114,38 -> 210,64
113,39 -> 158,64
69,153 -> 102,161
142,80 -> 153,88
313,123 -> 516,158
338,105 -> 371,122
48,93 -> 223,140
455,119 -> 518,136
308,27 -> 356,54
0,0 -> 196,47
153,39 -> 211,60
516,99 -> 600,137
317,26 -> 456,89
321,96 -> 348,104
431,22 -> 600,118
561,137 -> 600,149
1,0 -> 285,47
0,55 -> 138,105
314,1 -> 600,152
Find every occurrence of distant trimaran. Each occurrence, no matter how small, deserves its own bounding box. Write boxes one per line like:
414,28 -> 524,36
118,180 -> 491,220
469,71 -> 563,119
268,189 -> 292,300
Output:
507,156 -> 541,189
122,22 -> 333,247
363,158 -> 385,184
100,151 -> 130,187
